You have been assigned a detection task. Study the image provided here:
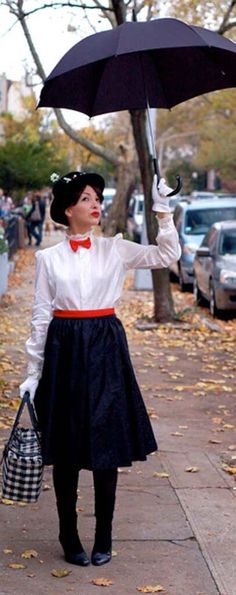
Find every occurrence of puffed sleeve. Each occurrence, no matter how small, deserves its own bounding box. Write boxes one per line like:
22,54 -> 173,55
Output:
115,214 -> 181,269
26,251 -> 53,379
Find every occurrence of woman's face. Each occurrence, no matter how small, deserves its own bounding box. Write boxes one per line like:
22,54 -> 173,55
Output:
65,185 -> 102,234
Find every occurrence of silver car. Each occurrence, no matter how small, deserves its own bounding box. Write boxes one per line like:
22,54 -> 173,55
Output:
171,198 -> 236,291
193,220 -> 236,317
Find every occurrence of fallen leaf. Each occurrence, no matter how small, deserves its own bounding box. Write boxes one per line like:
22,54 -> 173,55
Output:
8,563 -> 26,569
1,498 -> 15,505
136,585 -> 165,593
208,439 -> 222,444
3,549 -> 13,554
171,432 -> 184,437
153,472 -> 170,478
21,549 -> 38,559
222,465 -> 236,475
185,466 -> 199,473
51,569 -> 71,578
92,577 -> 114,586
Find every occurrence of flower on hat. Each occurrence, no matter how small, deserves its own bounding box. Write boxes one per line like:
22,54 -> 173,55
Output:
50,172 -> 60,183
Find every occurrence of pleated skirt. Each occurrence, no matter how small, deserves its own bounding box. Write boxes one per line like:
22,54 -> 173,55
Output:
34,314 -> 157,470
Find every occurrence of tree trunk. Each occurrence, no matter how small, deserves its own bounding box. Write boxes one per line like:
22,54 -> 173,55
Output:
103,160 -> 137,235
129,109 -> 176,322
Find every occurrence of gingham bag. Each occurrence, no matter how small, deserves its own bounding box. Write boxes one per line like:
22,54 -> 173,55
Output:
1,392 -> 43,503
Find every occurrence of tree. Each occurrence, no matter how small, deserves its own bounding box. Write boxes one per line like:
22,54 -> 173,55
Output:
0,105 -> 70,194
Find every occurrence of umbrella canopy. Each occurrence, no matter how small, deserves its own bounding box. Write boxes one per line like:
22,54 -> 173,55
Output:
38,18 -> 236,116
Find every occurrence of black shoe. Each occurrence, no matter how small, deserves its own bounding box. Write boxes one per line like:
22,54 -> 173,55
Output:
64,549 -> 90,566
91,549 -> 112,566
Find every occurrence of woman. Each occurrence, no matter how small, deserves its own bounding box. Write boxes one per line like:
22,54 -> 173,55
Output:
19,171 -> 181,568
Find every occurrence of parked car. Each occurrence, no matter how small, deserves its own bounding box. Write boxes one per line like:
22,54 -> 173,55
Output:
101,188 -> 116,228
127,191 -> 183,243
170,198 -> 236,290
193,220 -> 236,317
127,193 -> 144,242
190,191 -> 219,200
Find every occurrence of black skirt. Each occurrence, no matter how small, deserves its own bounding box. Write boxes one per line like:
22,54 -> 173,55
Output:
34,314 -> 157,470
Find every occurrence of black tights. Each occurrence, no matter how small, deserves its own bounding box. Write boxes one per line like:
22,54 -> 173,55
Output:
53,463 -> 118,552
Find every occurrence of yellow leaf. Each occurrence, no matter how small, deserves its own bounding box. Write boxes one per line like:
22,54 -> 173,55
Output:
171,432 -> 184,437
21,549 -> 38,559
92,577 -> 114,586
8,563 -> 26,569
0,421 -> 10,429
153,472 -> 170,478
223,424 -> 235,430
136,585 -> 165,593
185,466 -> 199,473
3,549 -> 13,554
228,445 -> 236,451
222,465 -> 236,475
51,568 -> 71,578
1,498 -> 15,505
208,439 -> 222,444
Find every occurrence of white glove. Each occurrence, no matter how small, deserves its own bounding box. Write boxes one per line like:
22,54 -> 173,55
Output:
152,175 -> 173,213
19,376 -> 39,403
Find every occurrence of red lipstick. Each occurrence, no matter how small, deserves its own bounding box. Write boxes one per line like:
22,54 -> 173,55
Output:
91,211 -> 100,218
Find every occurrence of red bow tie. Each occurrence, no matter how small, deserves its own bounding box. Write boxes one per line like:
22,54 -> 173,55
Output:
69,237 -> 91,252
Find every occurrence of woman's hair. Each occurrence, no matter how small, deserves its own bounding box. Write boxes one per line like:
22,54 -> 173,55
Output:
50,171 -> 105,226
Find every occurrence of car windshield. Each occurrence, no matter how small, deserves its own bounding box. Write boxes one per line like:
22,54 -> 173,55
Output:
184,207 -> 236,235
219,230 -> 236,255
135,199 -> 144,214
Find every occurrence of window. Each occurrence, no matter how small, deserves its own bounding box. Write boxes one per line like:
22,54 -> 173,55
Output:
184,207 -> 236,235
219,230 -> 236,255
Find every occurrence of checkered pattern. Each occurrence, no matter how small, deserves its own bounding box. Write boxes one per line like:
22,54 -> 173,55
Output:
2,427 -> 43,503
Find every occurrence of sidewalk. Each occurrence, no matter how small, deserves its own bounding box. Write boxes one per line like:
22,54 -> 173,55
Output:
1,232 -> 236,595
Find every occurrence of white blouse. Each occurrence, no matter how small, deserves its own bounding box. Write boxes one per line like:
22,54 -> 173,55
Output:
26,216 -> 181,379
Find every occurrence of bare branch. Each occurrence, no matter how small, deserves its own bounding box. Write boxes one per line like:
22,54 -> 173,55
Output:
218,19 -> 236,34
4,0 -> 113,20
54,109 -> 119,164
217,0 -> 236,34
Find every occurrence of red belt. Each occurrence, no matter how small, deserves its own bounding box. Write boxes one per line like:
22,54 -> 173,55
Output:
53,308 -> 115,318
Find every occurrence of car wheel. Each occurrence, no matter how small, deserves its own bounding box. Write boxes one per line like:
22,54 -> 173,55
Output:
209,280 -> 220,317
193,277 -> 204,306
179,265 -> 187,292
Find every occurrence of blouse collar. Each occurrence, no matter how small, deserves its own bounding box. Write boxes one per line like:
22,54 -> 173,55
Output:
65,229 -> 93,241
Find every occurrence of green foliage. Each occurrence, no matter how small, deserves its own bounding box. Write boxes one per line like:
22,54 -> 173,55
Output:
0,237 -> 8,255
0,139 -> 69,195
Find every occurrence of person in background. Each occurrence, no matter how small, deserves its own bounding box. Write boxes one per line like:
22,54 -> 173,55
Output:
19,171 -> 181,568
26,194 -> 45,246
0,189 -> 14,217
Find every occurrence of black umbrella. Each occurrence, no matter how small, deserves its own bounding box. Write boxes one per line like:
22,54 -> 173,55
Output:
38,18 -> 236,190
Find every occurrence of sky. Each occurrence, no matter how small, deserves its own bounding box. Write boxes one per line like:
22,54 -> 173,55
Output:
0,2 -> 110,127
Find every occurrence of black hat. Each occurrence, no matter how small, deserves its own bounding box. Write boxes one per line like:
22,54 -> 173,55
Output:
50,171 -> 105,226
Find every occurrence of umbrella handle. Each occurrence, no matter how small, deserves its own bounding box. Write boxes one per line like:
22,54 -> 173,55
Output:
167,175 -> 182,197
153,157 -> 160,183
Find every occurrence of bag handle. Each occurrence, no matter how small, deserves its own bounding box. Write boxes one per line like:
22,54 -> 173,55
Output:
10,391 -> 39,435
1,392 -> 41,463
